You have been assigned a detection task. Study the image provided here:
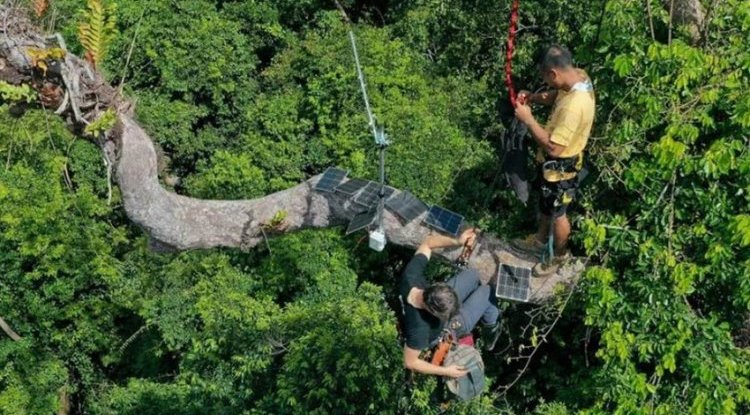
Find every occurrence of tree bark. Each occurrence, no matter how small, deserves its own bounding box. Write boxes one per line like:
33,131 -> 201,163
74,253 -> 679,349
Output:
0,11 -> 583,304
663,0 -> 705,43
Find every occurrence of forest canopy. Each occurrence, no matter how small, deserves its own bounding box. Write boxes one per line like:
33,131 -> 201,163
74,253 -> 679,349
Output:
0,0 -> 748,414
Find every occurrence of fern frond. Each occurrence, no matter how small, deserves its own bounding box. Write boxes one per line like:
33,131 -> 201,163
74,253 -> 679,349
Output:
77,0 -> 117,69
33,0 -> 49,18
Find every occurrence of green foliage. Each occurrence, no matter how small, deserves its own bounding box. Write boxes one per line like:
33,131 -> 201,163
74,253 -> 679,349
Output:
266,281 -> 401,414
3,0 -> 750,414
0,81 -> 35,102
183,150 -> 267,199
267,209 -> 288,228
89,379 -> 199,415
0,108 -> 128,414
84,108 -> 117,137
0,341 -> 67,415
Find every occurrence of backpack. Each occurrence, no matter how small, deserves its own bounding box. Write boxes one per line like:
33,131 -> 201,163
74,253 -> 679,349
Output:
443,344 -> 485,401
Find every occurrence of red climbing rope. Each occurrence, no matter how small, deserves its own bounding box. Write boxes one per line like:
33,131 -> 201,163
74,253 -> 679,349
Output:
505,0 -> 521,107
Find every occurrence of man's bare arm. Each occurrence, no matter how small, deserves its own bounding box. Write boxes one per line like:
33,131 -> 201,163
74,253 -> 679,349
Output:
523,116 -> 566,157
403,346 -> 467,378
415,229 -> 476,259
514,104 -> 566,157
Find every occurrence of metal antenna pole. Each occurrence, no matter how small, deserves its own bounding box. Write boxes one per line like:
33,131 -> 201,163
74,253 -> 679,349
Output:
336,0 -> 390,234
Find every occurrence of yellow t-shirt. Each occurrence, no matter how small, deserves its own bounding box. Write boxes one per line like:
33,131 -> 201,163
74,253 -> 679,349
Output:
545,79 -> 596,159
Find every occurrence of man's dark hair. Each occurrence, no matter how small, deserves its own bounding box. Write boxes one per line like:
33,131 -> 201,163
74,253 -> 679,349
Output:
538,44 -> 573,72
423,283 -> 459,322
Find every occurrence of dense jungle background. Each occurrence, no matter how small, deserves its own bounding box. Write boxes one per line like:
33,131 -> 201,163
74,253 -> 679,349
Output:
0,0 -> 749,414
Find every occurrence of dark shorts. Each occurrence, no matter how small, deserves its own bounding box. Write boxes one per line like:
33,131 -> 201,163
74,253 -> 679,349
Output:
539,176 -> 578,218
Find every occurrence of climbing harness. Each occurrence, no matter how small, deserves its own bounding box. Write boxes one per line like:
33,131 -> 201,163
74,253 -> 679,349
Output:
335,1 -> 390,252
538,153 -> 584,263
504,0 -> 522,107
541,153 -> 584,182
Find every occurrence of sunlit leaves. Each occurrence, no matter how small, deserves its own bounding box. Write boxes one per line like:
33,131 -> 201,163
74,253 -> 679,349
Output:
0,81 -> 35,103
730,215 -> 750,247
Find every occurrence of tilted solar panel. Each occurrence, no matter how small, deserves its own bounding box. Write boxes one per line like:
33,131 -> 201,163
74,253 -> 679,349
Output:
335,178 -> 371,196
385,191 -> 428,224
314,167 -> 348,192
346,209 -> 378,235
423,205 -> 464,236
353,182 -> 396,209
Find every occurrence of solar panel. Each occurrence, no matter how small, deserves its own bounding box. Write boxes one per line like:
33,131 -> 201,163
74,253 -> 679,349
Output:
346,209 -> 378,235
353,182 -> 396,208
335,178 -> 371,196
314,167 -> 348,192
495,263 -> 531,302
423,205 -> 464,236
385,191 -> 428,224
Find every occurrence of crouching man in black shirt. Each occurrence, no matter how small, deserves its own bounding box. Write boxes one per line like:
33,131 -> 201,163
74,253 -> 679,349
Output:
400,228 -> 500,378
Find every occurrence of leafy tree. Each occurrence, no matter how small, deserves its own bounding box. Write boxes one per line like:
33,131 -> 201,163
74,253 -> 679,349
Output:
2,0 -> 749,414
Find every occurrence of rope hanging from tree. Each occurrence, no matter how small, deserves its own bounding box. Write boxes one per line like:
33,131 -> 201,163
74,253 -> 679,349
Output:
505,0 -> 522,107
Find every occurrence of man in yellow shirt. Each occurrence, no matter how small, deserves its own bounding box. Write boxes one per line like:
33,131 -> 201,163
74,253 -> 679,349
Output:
512,45 -> 595,276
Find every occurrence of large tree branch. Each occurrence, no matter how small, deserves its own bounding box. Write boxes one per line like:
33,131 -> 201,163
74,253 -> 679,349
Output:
0,316 -> 21,341
0,11 -> 583,303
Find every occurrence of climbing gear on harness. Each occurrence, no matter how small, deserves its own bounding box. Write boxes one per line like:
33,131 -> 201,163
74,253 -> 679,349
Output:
431,330 -> 455,366
537,154 -> 583,263
504,0 -> 522,107
501,117 -> 531,204
541,153 -> 584,182
335,1 -> 391,252
443,345 -> 486,401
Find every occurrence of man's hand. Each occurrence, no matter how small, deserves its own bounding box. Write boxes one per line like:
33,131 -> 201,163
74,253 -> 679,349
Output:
515,103 -> 534,125
458,228 -> 477,247
517,90 -> 531,104
443,365 -> 469,379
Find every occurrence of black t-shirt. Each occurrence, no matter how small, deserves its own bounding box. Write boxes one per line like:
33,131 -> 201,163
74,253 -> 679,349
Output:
399,254 -> 444,350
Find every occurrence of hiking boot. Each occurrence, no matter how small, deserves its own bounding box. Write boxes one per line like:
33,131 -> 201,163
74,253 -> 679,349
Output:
510,234 -> 545,253
480,321 -> 503,352
532,251 -> 572,277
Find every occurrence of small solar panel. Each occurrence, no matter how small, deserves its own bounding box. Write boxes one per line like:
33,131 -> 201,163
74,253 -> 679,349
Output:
314,167 -> 348,192
353,182 -> 396,208
495,264 -> 531,302
385,191 -> 428,224
423,205 -> 464,236
346,209 -> 378,235
335,179 -> 371,196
